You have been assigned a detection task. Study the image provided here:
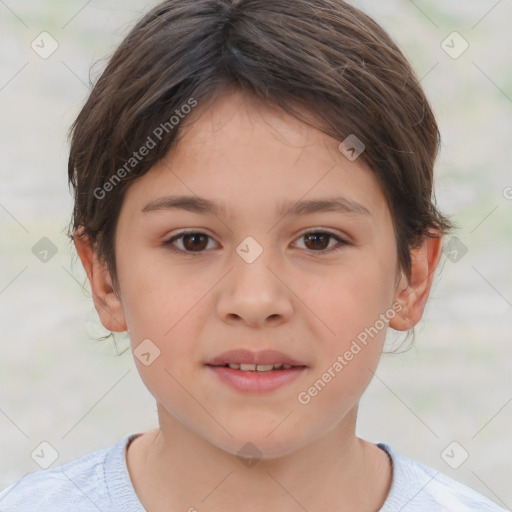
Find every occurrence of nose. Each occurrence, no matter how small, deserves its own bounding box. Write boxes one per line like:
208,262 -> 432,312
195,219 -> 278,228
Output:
215,254 -> 294,328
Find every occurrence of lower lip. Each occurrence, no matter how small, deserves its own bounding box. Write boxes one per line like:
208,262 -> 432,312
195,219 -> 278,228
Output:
206,365 -> 306,393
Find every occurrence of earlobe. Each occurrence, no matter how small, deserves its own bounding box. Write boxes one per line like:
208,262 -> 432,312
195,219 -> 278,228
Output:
73,229 -> 127,333
389,234 -> 443,332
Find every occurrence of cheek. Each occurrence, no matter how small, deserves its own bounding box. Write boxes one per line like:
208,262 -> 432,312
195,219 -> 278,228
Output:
306,252 -> 396,339
296,261 -> 391,416
118,248 -> 198,336
119,255 -> 211,388
299,250 -> 396,402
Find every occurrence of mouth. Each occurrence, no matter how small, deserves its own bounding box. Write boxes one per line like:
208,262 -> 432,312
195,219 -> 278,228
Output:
206,363 -> 306,393
205,348 -> 307,370
205,349 -> 307,393
206,362 -> 304,372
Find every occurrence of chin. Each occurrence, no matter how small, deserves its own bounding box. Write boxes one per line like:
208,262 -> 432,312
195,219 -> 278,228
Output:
209,423 -> 310,462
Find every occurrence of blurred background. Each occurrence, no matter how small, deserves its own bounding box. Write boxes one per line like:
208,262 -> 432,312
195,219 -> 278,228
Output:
1,0 -> 511,507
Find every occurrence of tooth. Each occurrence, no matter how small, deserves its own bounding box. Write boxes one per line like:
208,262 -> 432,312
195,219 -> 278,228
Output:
228,363 -> 241,369
239,363 -> 256,371
282,364 -> 292,369
256,364 -> 275,372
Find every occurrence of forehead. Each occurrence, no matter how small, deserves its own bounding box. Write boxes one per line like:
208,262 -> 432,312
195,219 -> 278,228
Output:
121,90 -> 389,224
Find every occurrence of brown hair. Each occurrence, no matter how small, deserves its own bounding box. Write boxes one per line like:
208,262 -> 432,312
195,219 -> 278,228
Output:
67,0 -> 453,298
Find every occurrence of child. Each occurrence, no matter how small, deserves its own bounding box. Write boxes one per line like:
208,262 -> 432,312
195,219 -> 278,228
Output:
0,0 -> 507,510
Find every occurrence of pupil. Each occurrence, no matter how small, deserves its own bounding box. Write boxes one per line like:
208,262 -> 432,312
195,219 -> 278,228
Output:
305,233 -> 329,250
184,234 -> 208,251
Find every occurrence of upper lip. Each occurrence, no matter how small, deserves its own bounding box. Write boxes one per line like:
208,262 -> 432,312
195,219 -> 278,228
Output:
206,349 -> 306,367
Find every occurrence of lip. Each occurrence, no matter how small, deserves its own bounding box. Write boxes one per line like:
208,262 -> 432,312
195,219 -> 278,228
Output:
206,365 -> 306,393
205,348 -> 307,393
206,349 -> 306,367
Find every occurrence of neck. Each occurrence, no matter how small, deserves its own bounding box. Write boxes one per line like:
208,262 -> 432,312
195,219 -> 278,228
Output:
126,404 -> 392,512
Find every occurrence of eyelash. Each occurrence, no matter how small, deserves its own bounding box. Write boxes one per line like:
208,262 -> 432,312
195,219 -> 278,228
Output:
162,230 -> 349,256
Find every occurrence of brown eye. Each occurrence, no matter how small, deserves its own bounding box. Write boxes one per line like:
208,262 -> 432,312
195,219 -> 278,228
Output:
303,233 -> 331,251
295,231 -> 348,253
163,232 -> 215,254
163,230 -> 348,256
181,233 -> 209,251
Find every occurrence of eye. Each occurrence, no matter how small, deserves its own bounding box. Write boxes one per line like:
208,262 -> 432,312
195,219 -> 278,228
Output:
163,231 -> 217,254
163,230 -> 348,255
293,230 -> 348,253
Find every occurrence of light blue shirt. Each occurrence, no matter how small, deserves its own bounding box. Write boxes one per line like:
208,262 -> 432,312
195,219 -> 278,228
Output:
0,433 -> 507,511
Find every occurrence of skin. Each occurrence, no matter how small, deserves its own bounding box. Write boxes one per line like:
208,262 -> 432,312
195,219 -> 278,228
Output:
75,89 -> 443,512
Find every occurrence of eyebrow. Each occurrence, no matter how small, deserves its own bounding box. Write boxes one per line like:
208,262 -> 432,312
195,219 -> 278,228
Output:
141,195 -> 371,218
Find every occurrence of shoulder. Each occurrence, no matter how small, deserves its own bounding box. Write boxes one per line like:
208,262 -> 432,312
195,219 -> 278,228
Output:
378,443 -> 507,512
0,434 -> 141,512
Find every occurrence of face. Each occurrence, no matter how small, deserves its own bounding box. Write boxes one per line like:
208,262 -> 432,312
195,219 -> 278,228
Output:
111,90 -> 403,458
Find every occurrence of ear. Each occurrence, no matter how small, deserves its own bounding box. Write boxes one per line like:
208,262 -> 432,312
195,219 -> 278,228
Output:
389,233 -> 443,331
73,229 -> 127,333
